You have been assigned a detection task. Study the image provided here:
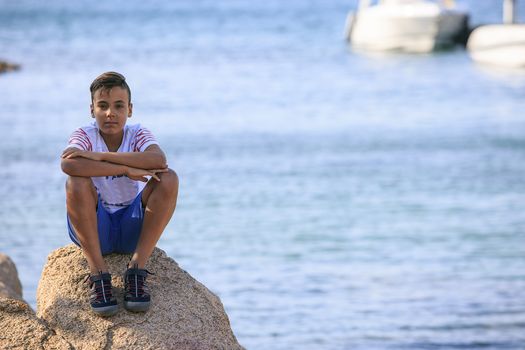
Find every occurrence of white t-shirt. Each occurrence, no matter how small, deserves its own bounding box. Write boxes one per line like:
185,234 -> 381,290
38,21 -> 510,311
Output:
66,122 -> 159,213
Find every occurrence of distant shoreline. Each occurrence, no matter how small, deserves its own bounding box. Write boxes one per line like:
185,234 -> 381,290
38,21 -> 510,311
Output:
0,60 -> 20,74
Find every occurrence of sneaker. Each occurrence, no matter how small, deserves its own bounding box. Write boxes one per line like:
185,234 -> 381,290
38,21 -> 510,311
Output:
86,271 -> 118,317
123,264 -> 153,312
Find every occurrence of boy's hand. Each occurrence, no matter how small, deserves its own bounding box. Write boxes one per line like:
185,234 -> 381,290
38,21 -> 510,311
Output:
62,149 -> 103,161
125,166 -> 168,182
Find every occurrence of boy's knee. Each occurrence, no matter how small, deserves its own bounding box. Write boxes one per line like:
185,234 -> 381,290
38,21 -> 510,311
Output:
158,169 -> 179,195
66,176 -> 96,197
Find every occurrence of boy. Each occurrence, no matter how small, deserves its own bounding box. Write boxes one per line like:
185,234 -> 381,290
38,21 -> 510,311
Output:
61,72 -> 179,316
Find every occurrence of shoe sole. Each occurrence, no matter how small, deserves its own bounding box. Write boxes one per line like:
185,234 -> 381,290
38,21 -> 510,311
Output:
124,300 -> 150,312
92,304 -> 118,317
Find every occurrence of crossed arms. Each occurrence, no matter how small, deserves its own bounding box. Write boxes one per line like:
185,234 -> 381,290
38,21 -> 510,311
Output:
61,145 -> 168,182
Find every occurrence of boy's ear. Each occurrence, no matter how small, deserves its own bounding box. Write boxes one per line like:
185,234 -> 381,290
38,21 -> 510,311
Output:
128,102 -> 133,118
90,104 -> 94,118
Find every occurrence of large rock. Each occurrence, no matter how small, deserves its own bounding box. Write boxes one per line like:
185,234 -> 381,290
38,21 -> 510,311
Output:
37,245 -> 244,350
0,252 -> 72,349
0,253 -> 23,300
0,297 -> 73,350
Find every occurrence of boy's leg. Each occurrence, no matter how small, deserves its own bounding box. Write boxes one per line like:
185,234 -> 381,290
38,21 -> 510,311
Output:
129,169 -> 179,268
66,176 -> 108,274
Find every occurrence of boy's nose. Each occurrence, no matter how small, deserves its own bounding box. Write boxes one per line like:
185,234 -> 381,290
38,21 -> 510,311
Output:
105,109 -> 115,118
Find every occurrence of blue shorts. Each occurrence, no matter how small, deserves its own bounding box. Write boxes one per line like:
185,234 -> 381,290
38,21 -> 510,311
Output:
67,192 -> 144,255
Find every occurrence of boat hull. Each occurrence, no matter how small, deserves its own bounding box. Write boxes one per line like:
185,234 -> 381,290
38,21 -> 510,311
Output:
346,3 -> 468,53
467,24 -> 525,68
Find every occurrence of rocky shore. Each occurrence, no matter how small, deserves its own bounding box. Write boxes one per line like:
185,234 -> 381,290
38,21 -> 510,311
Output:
0,247 -> 244,350
0,60 -> 20,74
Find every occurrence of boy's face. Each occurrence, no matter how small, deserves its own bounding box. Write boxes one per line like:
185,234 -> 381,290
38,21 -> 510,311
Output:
90,86 -> 133,137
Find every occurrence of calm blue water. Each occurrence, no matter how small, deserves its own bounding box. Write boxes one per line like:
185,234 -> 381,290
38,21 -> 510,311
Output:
1,1 -> 525,349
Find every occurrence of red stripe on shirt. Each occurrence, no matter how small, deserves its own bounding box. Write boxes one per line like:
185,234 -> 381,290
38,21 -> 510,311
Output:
69,134 -> 89,150
69,136 -> 89,150
137,137 -> 156,151
134,128 -> 156,152
78,129 -> 92,150
68,129 -> 92,151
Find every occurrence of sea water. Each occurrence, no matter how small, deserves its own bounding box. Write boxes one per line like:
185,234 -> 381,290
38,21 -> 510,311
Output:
1,1 -> 525,349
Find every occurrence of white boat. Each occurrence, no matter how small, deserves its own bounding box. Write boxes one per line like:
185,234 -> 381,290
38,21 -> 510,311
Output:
345,0 -> 469,53
467,0 -> 525,68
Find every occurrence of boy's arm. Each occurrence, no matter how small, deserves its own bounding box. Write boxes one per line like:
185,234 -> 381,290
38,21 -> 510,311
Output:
61,150 -> 165,182
62,144 -> 167,170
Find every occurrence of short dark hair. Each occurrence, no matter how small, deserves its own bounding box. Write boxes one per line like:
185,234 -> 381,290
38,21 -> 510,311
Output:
90,71 -> 131,103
